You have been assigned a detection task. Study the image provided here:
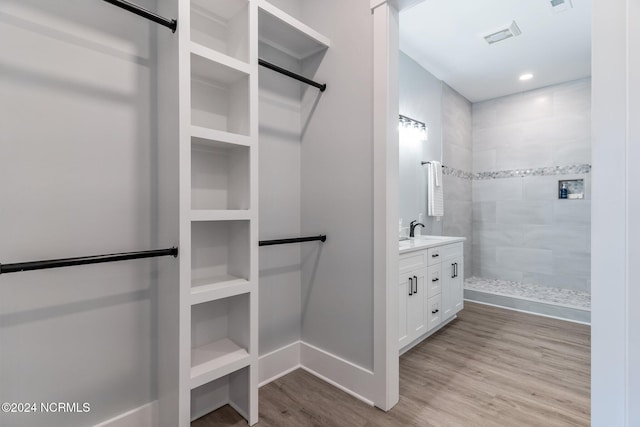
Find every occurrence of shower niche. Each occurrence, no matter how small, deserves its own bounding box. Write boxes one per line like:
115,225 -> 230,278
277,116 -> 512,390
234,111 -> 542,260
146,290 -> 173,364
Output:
558,179 -> 585,199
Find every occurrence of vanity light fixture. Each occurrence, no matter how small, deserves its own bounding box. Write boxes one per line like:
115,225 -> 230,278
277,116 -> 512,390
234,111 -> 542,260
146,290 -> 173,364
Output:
519,73 -> 534,81
399,114 -> 428,140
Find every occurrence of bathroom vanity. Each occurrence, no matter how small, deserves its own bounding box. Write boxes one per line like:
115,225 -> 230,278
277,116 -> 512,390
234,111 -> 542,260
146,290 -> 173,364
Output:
399,236 -> 465,353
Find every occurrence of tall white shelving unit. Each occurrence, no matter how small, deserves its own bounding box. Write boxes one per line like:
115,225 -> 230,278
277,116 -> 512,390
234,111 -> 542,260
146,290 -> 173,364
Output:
157,0 -> 329,425
158,0 -> 258,424
183,0 -> 259,424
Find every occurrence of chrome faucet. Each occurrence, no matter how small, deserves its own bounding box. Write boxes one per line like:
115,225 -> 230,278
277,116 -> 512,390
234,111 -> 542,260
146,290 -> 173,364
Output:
409,220 -> 425,238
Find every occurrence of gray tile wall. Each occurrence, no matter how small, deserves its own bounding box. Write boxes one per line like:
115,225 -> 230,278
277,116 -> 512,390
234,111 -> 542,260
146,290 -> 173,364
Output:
471,79 -> 591,292
442,84 -> 472,277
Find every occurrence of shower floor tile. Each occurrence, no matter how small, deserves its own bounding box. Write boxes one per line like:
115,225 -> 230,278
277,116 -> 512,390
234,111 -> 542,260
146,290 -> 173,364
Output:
464,276 -> 591,310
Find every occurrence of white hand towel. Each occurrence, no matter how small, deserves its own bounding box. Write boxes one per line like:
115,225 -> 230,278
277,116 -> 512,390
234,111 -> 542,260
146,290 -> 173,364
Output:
432,161 -> 442,187
426,162 -> 444,217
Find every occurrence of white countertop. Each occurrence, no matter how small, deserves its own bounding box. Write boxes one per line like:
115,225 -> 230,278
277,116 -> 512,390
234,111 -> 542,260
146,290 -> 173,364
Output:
399,235 -> 466,254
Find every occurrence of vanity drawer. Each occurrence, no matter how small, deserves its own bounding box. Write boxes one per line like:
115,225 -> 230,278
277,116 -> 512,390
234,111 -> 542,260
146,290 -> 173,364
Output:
426,263 -> 442,298
399,250 -> 427,273
427,242 -> 463,264
427,294 -> 442,331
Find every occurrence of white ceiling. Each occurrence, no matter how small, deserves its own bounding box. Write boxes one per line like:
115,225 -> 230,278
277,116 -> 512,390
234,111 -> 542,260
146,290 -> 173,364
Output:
399,0 -> 591,103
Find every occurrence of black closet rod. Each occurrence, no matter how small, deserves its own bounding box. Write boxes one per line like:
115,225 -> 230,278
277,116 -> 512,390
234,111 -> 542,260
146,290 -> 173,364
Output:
102,0 -> 177,32
259,235 -> 327,247
0,247 -> 178,275
259,59 -> 327,92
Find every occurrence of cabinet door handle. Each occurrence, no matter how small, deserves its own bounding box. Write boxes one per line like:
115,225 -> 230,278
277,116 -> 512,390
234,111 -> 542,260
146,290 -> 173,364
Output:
432,277 -> 439,282
432,309 -> 439,314
451,263 -> 455,278
454,263 -> 458,278
408,277 -> 413,296
413,275 -> 418,294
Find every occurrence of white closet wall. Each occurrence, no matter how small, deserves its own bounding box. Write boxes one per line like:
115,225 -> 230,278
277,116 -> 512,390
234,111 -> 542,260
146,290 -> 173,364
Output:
1,0 -> 390,425
258,41 -> 304,355
0,1 -> 160,426
254,0 -> 387,406
257,0 -> 391,406
300,0 -> 376,371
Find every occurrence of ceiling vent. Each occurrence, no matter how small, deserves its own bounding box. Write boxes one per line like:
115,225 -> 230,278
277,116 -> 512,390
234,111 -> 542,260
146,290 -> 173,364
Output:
483,21 -> 522,45
550,0 -> 573,13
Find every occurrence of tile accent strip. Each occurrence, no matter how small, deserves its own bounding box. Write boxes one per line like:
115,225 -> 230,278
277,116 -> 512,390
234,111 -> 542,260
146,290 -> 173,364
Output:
442,165 -> 474,180
442,164 -> 592,181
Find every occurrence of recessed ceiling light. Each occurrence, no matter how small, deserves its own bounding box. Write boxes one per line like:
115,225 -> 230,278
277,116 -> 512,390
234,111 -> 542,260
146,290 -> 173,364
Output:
519,73 -> 534,81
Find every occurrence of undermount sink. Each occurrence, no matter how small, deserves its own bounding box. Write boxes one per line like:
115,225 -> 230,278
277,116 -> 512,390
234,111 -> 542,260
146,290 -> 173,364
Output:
412,238 -> 444,245
398,234 -> 466,253
415,235 -> 450,240
400,236 -> 444,247
399,235 -> 448,244
413,235 -> 451,244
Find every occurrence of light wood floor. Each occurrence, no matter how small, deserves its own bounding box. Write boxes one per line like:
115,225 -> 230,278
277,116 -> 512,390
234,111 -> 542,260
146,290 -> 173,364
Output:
193,302 -> 590,426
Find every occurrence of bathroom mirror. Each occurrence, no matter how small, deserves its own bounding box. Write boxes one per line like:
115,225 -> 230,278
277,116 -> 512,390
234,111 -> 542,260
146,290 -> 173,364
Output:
398,52 -> 443,236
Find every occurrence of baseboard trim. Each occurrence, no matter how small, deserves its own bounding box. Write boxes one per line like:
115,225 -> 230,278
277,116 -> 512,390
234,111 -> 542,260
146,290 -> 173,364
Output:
299,341 -> 375,406
99,340 -> 378,426
465,295 -> 591,325
258,340 -> 376,406
93,401 -> 157,427
300,365 -> 374,407
258,341 -> 301,387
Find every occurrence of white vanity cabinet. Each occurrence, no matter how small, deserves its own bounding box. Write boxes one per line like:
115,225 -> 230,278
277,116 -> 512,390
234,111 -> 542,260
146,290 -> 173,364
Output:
429,242 -> 464,319
399,237 -> 465,353
442,254 -> 464,319
425,263 -> 442,331
398,267 -> 427,348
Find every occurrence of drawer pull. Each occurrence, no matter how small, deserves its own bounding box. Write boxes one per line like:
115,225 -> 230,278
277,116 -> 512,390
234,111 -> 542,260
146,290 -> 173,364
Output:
432,277 -> 439,282
432,309 -> 439,314
431,253 -> 439,258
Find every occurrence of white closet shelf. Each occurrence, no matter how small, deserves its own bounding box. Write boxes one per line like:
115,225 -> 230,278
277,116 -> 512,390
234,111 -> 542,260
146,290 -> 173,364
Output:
190,42 -> 251,76
191,51 -> 249,88
191,126 -> 252,147
190,143 -> 251,210
191,273 -> 247,290
191,210 -> 251,222
258,0 -> 330,60
191,276 -> 252,305
191,338 -> 251,390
